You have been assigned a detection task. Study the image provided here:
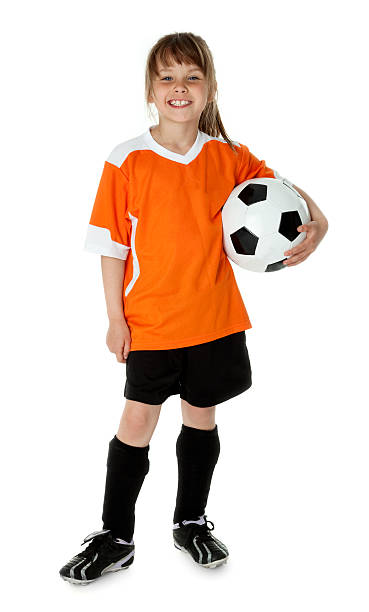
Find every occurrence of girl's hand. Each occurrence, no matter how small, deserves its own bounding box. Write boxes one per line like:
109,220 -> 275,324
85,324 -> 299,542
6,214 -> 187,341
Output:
106,318 -> 131,363
283,220 -> 327,267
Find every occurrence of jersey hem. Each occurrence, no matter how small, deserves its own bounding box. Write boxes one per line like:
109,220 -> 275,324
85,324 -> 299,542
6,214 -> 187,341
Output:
130,320 -> 252,351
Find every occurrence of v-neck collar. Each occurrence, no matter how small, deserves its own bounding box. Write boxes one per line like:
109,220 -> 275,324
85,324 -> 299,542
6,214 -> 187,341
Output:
144,124 -> 203,165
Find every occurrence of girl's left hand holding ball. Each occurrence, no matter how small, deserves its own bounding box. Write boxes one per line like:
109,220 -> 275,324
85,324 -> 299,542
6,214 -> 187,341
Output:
283,220 -> 327,266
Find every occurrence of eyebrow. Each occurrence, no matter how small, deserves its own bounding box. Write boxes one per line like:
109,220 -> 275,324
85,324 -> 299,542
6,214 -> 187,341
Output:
158,66 -> 203,73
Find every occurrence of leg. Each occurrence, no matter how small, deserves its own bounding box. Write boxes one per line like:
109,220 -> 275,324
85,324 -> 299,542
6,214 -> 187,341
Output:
102,399 -> 162,541
173,399 -> 220,525
181,398 -> 216,430
117,399 -> 162,446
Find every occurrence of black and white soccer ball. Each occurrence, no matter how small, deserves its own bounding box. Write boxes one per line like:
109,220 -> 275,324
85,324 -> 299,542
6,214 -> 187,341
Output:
222,177 -> 311,272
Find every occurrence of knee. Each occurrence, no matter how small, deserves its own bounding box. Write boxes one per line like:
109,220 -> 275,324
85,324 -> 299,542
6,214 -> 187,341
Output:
124,406 -> 150,432
118,402 -> 158,446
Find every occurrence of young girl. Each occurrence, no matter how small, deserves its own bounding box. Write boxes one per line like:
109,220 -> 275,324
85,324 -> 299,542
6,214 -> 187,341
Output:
59,32 -> 328,585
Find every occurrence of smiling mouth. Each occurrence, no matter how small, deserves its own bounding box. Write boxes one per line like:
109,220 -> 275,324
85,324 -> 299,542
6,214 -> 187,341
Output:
167,100 -> 193,107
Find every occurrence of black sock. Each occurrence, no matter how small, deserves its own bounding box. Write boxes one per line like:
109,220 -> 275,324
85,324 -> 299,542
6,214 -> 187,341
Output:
102,435 -> 150,542
173,424 -> 220,525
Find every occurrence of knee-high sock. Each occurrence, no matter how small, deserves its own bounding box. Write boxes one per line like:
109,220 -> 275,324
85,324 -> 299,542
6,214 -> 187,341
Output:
173,424 -> 220,525
102,435 -> 150,542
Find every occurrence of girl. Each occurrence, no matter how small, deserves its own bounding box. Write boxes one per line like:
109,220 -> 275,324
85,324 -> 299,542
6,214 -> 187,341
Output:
59,32 -> 328,585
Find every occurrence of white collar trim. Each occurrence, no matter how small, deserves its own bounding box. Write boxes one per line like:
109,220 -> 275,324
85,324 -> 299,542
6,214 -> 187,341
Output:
144,124 -> 204,165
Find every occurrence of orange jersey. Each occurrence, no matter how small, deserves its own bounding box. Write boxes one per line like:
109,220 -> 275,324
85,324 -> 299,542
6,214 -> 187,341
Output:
84,125 -> 282,350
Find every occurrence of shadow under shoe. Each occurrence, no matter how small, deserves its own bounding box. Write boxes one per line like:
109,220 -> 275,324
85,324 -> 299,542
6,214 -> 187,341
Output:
173,514 -> 229,568
59,529 -> 134,585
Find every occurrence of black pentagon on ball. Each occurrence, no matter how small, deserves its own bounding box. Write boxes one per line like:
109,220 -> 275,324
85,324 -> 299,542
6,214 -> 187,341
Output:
238,183 -> 268,206
266,259 -> 288,272
279,210 -> 303,241
230,226 -> 258,255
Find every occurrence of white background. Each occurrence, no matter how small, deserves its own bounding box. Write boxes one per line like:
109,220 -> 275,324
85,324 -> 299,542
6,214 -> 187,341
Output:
1,0 -> 368,610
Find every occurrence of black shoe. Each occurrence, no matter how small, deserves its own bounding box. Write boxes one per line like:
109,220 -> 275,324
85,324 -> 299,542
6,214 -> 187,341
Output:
173,514 -> 229,568
59,529 -> 134,585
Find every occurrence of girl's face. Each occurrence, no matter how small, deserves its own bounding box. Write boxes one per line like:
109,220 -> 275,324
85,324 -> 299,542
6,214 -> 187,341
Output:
148,60 -> 212,125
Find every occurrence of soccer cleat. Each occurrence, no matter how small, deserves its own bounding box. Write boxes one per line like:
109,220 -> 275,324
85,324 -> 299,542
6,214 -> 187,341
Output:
59,529 -> 135,585
172,514 -> 229,568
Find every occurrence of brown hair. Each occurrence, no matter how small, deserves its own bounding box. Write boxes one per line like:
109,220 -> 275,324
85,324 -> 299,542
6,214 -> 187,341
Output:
144,32 -> 237,153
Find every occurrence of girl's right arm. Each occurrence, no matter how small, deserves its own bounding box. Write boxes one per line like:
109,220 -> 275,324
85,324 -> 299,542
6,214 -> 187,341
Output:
100,255 -> 131,363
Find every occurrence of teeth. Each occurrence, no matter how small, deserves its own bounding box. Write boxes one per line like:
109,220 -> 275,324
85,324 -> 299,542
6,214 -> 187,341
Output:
169,100 -> 191,106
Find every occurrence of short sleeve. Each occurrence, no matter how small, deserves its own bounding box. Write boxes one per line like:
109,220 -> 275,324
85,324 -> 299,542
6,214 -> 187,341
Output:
84,160 -> 131,260
235,142 -> 292,186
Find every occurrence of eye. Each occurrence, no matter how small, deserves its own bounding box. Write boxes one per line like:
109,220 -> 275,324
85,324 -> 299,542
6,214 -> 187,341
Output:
161,76 -> 200,81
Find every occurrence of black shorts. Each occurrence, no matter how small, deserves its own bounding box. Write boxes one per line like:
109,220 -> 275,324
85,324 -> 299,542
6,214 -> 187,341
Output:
124,331 -> 252,407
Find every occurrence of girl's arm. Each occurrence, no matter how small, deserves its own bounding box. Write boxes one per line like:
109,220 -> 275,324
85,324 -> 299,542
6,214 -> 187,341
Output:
292,184 -> 328,227
101,255 -> 126,321
101,255 -> 131,361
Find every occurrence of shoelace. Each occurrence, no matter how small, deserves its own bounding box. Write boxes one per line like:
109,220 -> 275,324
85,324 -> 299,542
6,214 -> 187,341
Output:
181,514 -> 215,544
77,532 -> 119,560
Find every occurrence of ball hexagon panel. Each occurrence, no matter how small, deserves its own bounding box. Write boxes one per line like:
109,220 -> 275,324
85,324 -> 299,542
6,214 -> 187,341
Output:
265,178 -> 304,208
256,231 -> 291,269
240,201 -> 281,237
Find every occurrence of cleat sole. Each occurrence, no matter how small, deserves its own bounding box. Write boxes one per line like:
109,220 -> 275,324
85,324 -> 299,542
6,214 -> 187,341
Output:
60,564 -> 131,585
173,541 -> 228,568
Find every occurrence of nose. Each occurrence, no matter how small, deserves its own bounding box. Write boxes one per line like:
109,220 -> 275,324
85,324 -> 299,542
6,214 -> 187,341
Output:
173,79 -> 188,93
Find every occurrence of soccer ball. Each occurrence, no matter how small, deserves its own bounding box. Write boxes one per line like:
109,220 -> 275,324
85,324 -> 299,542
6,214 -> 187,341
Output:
222,177 -> 311,272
